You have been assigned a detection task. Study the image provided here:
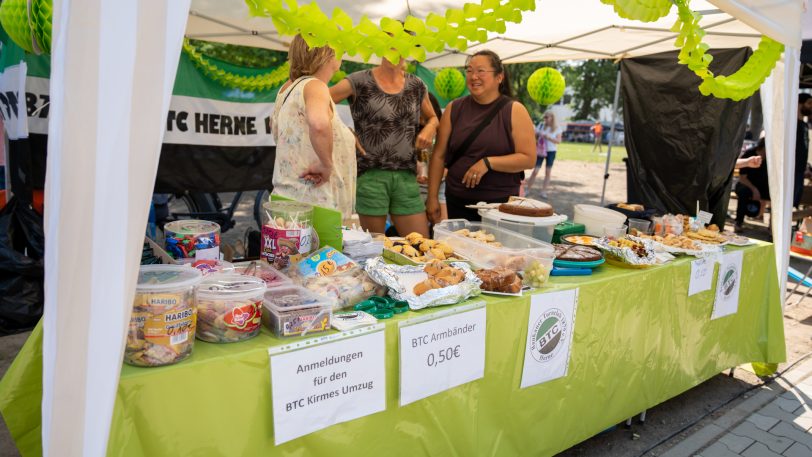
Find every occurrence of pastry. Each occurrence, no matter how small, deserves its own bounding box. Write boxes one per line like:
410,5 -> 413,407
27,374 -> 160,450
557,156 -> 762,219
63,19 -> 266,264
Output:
553,244 -> 602,262
617,203 -> 644,211
476,267 -> 520,293
498,200 -> 554,217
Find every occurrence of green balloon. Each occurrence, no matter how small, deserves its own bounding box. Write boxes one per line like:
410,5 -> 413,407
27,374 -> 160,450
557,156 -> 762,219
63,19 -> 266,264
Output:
434,68 -> 465,100
0,0 -> 34,53
527,67 -> 566,105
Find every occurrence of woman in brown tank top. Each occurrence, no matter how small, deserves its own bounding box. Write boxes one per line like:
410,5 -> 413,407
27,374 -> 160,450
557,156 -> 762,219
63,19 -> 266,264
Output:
426,50 -> 536,222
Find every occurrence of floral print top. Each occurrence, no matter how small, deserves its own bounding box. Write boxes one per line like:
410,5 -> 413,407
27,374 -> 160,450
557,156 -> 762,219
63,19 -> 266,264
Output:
272,76 -> 357,217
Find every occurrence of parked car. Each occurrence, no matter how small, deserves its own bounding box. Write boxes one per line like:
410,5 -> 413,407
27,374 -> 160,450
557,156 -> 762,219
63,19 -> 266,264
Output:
563,120 -> 594,143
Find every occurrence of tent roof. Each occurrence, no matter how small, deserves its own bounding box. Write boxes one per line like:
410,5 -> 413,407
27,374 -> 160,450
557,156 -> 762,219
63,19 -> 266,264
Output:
186,0 -> 763,67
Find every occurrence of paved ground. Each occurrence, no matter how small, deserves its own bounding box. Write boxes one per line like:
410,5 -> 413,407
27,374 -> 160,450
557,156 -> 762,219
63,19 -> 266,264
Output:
1,158 -> 809,457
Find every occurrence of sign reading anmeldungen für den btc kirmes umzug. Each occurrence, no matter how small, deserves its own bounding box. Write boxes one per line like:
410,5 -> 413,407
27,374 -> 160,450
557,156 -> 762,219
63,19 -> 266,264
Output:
269,328 -> 386,445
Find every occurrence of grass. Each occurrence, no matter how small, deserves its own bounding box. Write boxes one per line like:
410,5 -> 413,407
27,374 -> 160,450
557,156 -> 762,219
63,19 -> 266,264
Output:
555,141 -> 628,164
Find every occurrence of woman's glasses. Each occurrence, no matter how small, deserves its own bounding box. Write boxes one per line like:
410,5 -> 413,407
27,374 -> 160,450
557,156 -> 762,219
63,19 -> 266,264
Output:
465,68 -> 498,77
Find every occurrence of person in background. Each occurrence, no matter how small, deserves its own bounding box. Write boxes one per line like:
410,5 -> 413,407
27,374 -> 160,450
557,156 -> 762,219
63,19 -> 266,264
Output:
331,49 -> 438,237
795,93 -> 812,208
416,93 -> 448,222
426,50 -> 536,222
271,35 -> 356,218
734,138 -> 769,233
591,120 -> 603,153
524,111 -> 563,199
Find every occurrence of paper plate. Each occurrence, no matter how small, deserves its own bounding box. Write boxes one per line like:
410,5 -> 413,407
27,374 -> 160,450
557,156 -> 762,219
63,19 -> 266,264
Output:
553,258 -> 605,269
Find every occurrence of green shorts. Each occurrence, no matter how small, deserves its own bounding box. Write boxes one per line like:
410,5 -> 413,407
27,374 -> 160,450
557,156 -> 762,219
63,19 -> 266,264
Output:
356,169 -> 426,216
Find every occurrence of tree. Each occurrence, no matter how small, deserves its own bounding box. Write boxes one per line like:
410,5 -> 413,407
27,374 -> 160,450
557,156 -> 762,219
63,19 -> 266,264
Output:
561,59 -> 619,120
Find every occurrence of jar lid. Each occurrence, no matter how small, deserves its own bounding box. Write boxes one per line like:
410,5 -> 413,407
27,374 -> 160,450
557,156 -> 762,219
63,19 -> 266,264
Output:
137,265 -> 203,292
191,259 -> 234,276
197,274 -> 267,300
164,219 -> 221,235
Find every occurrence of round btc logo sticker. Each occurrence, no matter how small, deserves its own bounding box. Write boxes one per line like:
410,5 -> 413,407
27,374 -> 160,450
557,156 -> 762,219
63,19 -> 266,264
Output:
721,265 -> 738,298
530,308 -> 568,363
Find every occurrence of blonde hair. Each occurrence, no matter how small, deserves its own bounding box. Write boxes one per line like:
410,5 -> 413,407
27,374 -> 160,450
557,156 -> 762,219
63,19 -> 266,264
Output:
288,35 -> 335,80
543,111 -> 558,132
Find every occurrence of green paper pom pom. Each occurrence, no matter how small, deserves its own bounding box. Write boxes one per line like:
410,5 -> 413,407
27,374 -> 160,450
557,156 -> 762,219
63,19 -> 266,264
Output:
31,0 -> 52,54
330,70 -> 346,84
0,0 -> 35,53
434,68 -> 465,100
527,67 -> 566,105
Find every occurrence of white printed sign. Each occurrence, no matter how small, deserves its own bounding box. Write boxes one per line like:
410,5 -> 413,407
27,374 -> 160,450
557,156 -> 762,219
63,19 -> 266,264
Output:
711,250 -> 743,320
689,258 -> 714,296
399,305 -> 486,406
697,210 -> 714,225
521,289 -> 579,388
269,329 -> 386,445
0,62 -> 29,139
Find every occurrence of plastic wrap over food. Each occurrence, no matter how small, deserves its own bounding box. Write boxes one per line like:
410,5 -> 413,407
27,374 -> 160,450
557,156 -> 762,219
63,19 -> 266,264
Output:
593,237 -> 658,266
364,257 -> 481,310
627,235 -> 723,258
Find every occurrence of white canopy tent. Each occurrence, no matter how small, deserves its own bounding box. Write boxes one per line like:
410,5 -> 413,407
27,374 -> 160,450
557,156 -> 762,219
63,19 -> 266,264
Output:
42,0 -> 802,455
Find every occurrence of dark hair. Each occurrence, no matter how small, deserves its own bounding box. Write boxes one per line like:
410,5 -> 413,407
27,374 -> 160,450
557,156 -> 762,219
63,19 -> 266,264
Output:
800,93 -> 811,104
468,50 -> 512,97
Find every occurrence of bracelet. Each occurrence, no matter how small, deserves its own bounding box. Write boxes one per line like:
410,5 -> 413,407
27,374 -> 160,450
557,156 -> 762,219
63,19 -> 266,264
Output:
483,157 -> 493,171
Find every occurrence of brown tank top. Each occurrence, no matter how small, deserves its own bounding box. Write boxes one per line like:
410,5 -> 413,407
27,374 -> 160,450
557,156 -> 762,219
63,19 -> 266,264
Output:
445,95 -> 522,201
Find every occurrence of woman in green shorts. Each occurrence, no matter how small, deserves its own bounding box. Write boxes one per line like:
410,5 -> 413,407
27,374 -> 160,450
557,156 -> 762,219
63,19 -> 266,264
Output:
331,55 -> 439,237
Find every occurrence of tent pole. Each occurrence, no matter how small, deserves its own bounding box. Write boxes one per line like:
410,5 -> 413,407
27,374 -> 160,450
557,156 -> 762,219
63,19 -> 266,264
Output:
600,69 -> 622,206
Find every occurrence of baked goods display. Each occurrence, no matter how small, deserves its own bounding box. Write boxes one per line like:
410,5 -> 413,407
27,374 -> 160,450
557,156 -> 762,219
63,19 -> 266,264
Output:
617,203 -> 645,211
562,234 -> 598,246
639,233 -> 699,250
498,199 -> 554,217
453,228 -> 503,247
476,267 -> 523,293
554,244 -> 602,262
607,237 -> 649,258
384,232 -> 459,263
685,227 -> 726,244
414,260 -> 467,296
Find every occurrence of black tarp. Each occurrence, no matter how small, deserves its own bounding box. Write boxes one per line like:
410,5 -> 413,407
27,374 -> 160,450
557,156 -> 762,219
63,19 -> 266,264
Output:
621,48 -> 753,227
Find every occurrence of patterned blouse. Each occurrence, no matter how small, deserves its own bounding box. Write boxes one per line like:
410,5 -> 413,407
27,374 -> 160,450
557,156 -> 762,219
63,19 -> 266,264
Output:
346,70 -> 427,174
272,76 -> 357,216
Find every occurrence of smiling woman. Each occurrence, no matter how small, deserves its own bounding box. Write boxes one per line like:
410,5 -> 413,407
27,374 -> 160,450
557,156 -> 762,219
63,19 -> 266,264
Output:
427,50 -> 536,222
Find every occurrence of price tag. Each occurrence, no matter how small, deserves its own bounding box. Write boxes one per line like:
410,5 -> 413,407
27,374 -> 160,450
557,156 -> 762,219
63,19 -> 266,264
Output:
689,258 -> 714,296
398,303 -> 486,406
697,210 -> 714,225
269,326 -> 386,445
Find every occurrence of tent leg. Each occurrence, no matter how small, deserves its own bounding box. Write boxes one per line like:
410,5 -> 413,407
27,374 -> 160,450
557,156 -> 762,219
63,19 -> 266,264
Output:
600,69 -> 622,206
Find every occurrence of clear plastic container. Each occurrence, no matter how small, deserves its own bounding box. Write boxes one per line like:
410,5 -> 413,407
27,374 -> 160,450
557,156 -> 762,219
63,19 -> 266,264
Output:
127,265 -> 203,367
262,285 -> 333,337
572,204 -> 627,237
191,259 -> 234,276
480,210 -> 567,242
232,260 -> 293,288
433,220 -> 555,273
196,274 -> 267,343
164,220 -> 221,264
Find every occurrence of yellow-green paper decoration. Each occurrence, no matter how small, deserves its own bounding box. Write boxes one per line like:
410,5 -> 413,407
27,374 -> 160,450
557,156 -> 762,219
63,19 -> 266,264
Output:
183,40 -> 289,92
434,68 -> 466,100
0,0 -> 35,53
527,67 -> 565,105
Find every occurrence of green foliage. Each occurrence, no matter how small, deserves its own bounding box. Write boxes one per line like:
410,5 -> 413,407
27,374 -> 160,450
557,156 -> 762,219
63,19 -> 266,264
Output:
561,60 -> 619,120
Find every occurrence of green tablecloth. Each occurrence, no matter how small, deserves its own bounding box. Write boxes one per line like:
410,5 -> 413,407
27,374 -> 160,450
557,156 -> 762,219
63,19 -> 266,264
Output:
0,243 -> 785,457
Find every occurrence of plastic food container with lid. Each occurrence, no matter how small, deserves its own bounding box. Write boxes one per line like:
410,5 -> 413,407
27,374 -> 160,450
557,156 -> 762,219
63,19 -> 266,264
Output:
196,274 -> 267,343
164,219 -> 221,264
262,285 -> 332,338
127,265 -> 203,367
232,260 -> 293,288
433,220 -> 555,273
479,209 -> 567,242
572,204 -> 627,237
191,259 -> 234,276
